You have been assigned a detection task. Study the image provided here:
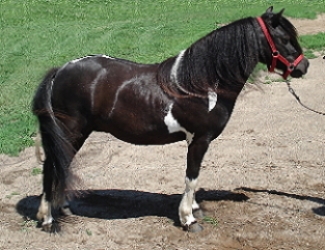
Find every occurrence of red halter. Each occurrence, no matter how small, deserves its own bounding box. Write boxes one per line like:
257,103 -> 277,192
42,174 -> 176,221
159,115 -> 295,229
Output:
256,17 -> 304,80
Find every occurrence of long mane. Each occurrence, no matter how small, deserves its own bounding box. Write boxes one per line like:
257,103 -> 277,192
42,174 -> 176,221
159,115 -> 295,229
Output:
158,17 -> 261,97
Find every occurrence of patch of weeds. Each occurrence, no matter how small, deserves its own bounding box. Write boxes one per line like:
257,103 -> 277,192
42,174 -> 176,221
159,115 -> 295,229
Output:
31,167 -> 42,176
21,217 -> 38,232
263,75 -> 273,84
203,216 -> 219,227
86,229 -> 92,236
5,191 -> 20,199
272,76 -> 287,83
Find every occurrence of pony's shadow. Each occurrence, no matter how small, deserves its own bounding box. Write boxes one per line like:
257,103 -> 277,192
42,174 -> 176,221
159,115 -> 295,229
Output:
16,189 -> 249,224
236,187 -> 325,216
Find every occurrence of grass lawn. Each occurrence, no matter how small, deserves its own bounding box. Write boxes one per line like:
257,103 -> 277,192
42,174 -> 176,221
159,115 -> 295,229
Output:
1,0 -> 325,155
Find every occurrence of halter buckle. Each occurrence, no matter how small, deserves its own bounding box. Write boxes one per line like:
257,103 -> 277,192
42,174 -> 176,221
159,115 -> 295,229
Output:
272,51 -> 280,58
288,64 -> 295,71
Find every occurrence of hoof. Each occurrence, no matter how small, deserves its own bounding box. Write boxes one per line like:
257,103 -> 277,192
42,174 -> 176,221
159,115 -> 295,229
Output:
184,222 -> 204,233
42,220 -> 61,233
193,209 -> 204,219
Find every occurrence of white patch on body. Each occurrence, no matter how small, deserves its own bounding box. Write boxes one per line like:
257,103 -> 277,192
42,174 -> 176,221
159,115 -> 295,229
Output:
90,68 -> 107,110
109,79 -> 133,117
100,54 -> 115,59
179,177 -> 198,226
171,50 -> 186,84
50,78 -> 54,92
60,55 -> 92,70
164,104 -> 194,145
37,193 -> 54,226
70,55 -> 94,64
62,54 -> 115,70
208,90 -> 218,111
109,74 -> 154,118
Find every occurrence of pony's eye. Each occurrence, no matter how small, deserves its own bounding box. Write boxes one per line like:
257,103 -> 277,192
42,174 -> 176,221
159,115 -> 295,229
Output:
281,36 -> 290,44
280,39 -> 288,45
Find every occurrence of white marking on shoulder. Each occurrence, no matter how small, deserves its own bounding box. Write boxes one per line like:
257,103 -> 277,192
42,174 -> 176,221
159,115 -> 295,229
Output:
164,104 -> 194,145
208,90 -> 218,112
164,104 -> 180,134
171,50 -> 186,84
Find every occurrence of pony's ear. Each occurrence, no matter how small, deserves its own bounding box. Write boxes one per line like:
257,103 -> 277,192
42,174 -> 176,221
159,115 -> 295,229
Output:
266,6 -> 273,13
270,8 -> 285,27
277,8 -> 285,17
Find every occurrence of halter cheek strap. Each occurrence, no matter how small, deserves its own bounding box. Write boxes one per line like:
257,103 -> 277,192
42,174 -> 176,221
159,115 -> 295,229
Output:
256,17 -> 304,80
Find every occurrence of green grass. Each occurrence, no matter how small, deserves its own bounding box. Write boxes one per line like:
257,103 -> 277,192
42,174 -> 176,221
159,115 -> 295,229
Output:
300,33 -> 325,50
31,167 -> 42,176
203,216 -> 219,227
1,0 -> 325,155
20,217 -> 38,232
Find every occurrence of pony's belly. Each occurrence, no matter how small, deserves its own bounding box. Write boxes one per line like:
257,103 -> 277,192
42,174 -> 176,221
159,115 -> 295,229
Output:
97,126 -> 185,145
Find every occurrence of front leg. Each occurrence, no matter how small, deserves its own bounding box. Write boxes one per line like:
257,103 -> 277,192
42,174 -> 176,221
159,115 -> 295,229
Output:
179,135 -> 210,232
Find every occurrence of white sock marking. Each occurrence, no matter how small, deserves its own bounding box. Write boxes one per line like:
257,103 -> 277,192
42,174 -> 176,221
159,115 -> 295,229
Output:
192,198 -> 200,210
179,177 -> 198,226
37,193 -> 53,225
164,104 -> 194,145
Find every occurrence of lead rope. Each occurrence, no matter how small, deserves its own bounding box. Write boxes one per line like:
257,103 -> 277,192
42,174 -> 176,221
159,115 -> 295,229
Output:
286,80 -> 325,116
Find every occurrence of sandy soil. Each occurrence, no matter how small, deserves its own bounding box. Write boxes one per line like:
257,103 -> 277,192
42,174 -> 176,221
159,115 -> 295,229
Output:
1,16 -> 325,250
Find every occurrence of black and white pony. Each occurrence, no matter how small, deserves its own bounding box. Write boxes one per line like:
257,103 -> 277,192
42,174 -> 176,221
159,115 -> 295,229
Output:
33,7 -> 309,232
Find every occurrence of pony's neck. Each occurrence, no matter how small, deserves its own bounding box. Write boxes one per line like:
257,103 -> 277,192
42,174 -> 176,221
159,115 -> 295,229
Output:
177,17 -> 260,94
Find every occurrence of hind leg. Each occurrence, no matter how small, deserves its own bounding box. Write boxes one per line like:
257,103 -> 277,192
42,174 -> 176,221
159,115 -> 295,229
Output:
37,130 -> 89,232
37,193 -> 72,232
56,131 -> 91,217
37,192 -> 53,226
37,158 -> 58,232
37,153 -> 77,232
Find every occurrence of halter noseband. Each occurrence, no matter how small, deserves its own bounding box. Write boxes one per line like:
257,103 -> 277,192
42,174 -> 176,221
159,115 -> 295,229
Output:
256,17 -> 304,80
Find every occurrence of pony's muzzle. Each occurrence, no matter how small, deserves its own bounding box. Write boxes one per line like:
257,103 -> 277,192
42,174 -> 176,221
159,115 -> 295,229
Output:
291,57 -> 309,78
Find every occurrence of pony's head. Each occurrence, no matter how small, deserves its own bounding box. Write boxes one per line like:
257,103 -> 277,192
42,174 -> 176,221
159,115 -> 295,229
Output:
259,6 -> 309,79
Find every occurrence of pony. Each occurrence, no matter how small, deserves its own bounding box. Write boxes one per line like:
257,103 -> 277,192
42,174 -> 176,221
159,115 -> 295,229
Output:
32,7 -> 309,232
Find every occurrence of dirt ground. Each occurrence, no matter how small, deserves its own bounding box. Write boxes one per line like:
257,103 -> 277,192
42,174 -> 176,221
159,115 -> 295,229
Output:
1,16 -> 325,250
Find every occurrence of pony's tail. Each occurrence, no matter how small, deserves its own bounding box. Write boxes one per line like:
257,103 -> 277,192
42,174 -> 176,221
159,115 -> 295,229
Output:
32,68 -> 74,207
34,129 -> 44,164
